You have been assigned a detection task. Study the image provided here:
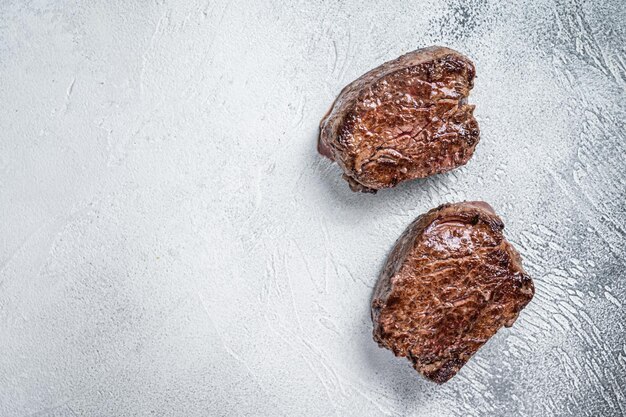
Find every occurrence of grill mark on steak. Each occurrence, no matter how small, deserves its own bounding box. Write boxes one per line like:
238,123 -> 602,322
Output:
319,46 -> 479,193
371,202 -> 535,383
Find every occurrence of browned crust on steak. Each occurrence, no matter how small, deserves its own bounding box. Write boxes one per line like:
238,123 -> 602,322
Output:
371,202 -> 534,383
319,46 -> 479,193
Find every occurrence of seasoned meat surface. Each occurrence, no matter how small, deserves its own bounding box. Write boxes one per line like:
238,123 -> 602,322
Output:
371,202 -> 534,383
319,46 -> 479,193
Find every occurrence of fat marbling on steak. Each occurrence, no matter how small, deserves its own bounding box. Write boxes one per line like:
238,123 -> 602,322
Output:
319,46 -> 479,193
371,202 -> 534,383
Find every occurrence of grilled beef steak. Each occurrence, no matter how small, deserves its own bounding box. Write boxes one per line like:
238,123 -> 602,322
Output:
371,202 -> 534,383
319,46 -> 479,193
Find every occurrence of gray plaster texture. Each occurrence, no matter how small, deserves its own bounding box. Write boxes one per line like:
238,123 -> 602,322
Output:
1,0 -> 625,416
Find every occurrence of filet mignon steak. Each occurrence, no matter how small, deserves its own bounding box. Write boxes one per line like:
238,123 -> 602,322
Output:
371,202 -> 534,383
319,46 -> 480,193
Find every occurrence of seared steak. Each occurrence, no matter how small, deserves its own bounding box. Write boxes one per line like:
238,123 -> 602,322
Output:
371,202 -> 534,383
319,46 -> 479,193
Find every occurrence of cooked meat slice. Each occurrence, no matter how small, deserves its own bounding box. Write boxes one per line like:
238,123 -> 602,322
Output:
371,201 -> 534,383
319,46 -> 479,193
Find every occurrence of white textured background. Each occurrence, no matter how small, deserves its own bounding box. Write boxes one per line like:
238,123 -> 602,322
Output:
1,1 -> 625,416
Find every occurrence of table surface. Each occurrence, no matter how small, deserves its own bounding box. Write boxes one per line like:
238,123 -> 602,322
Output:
1,1 -> 625,416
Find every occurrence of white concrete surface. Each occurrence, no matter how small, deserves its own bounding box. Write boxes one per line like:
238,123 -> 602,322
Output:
1,1 -> 625,416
